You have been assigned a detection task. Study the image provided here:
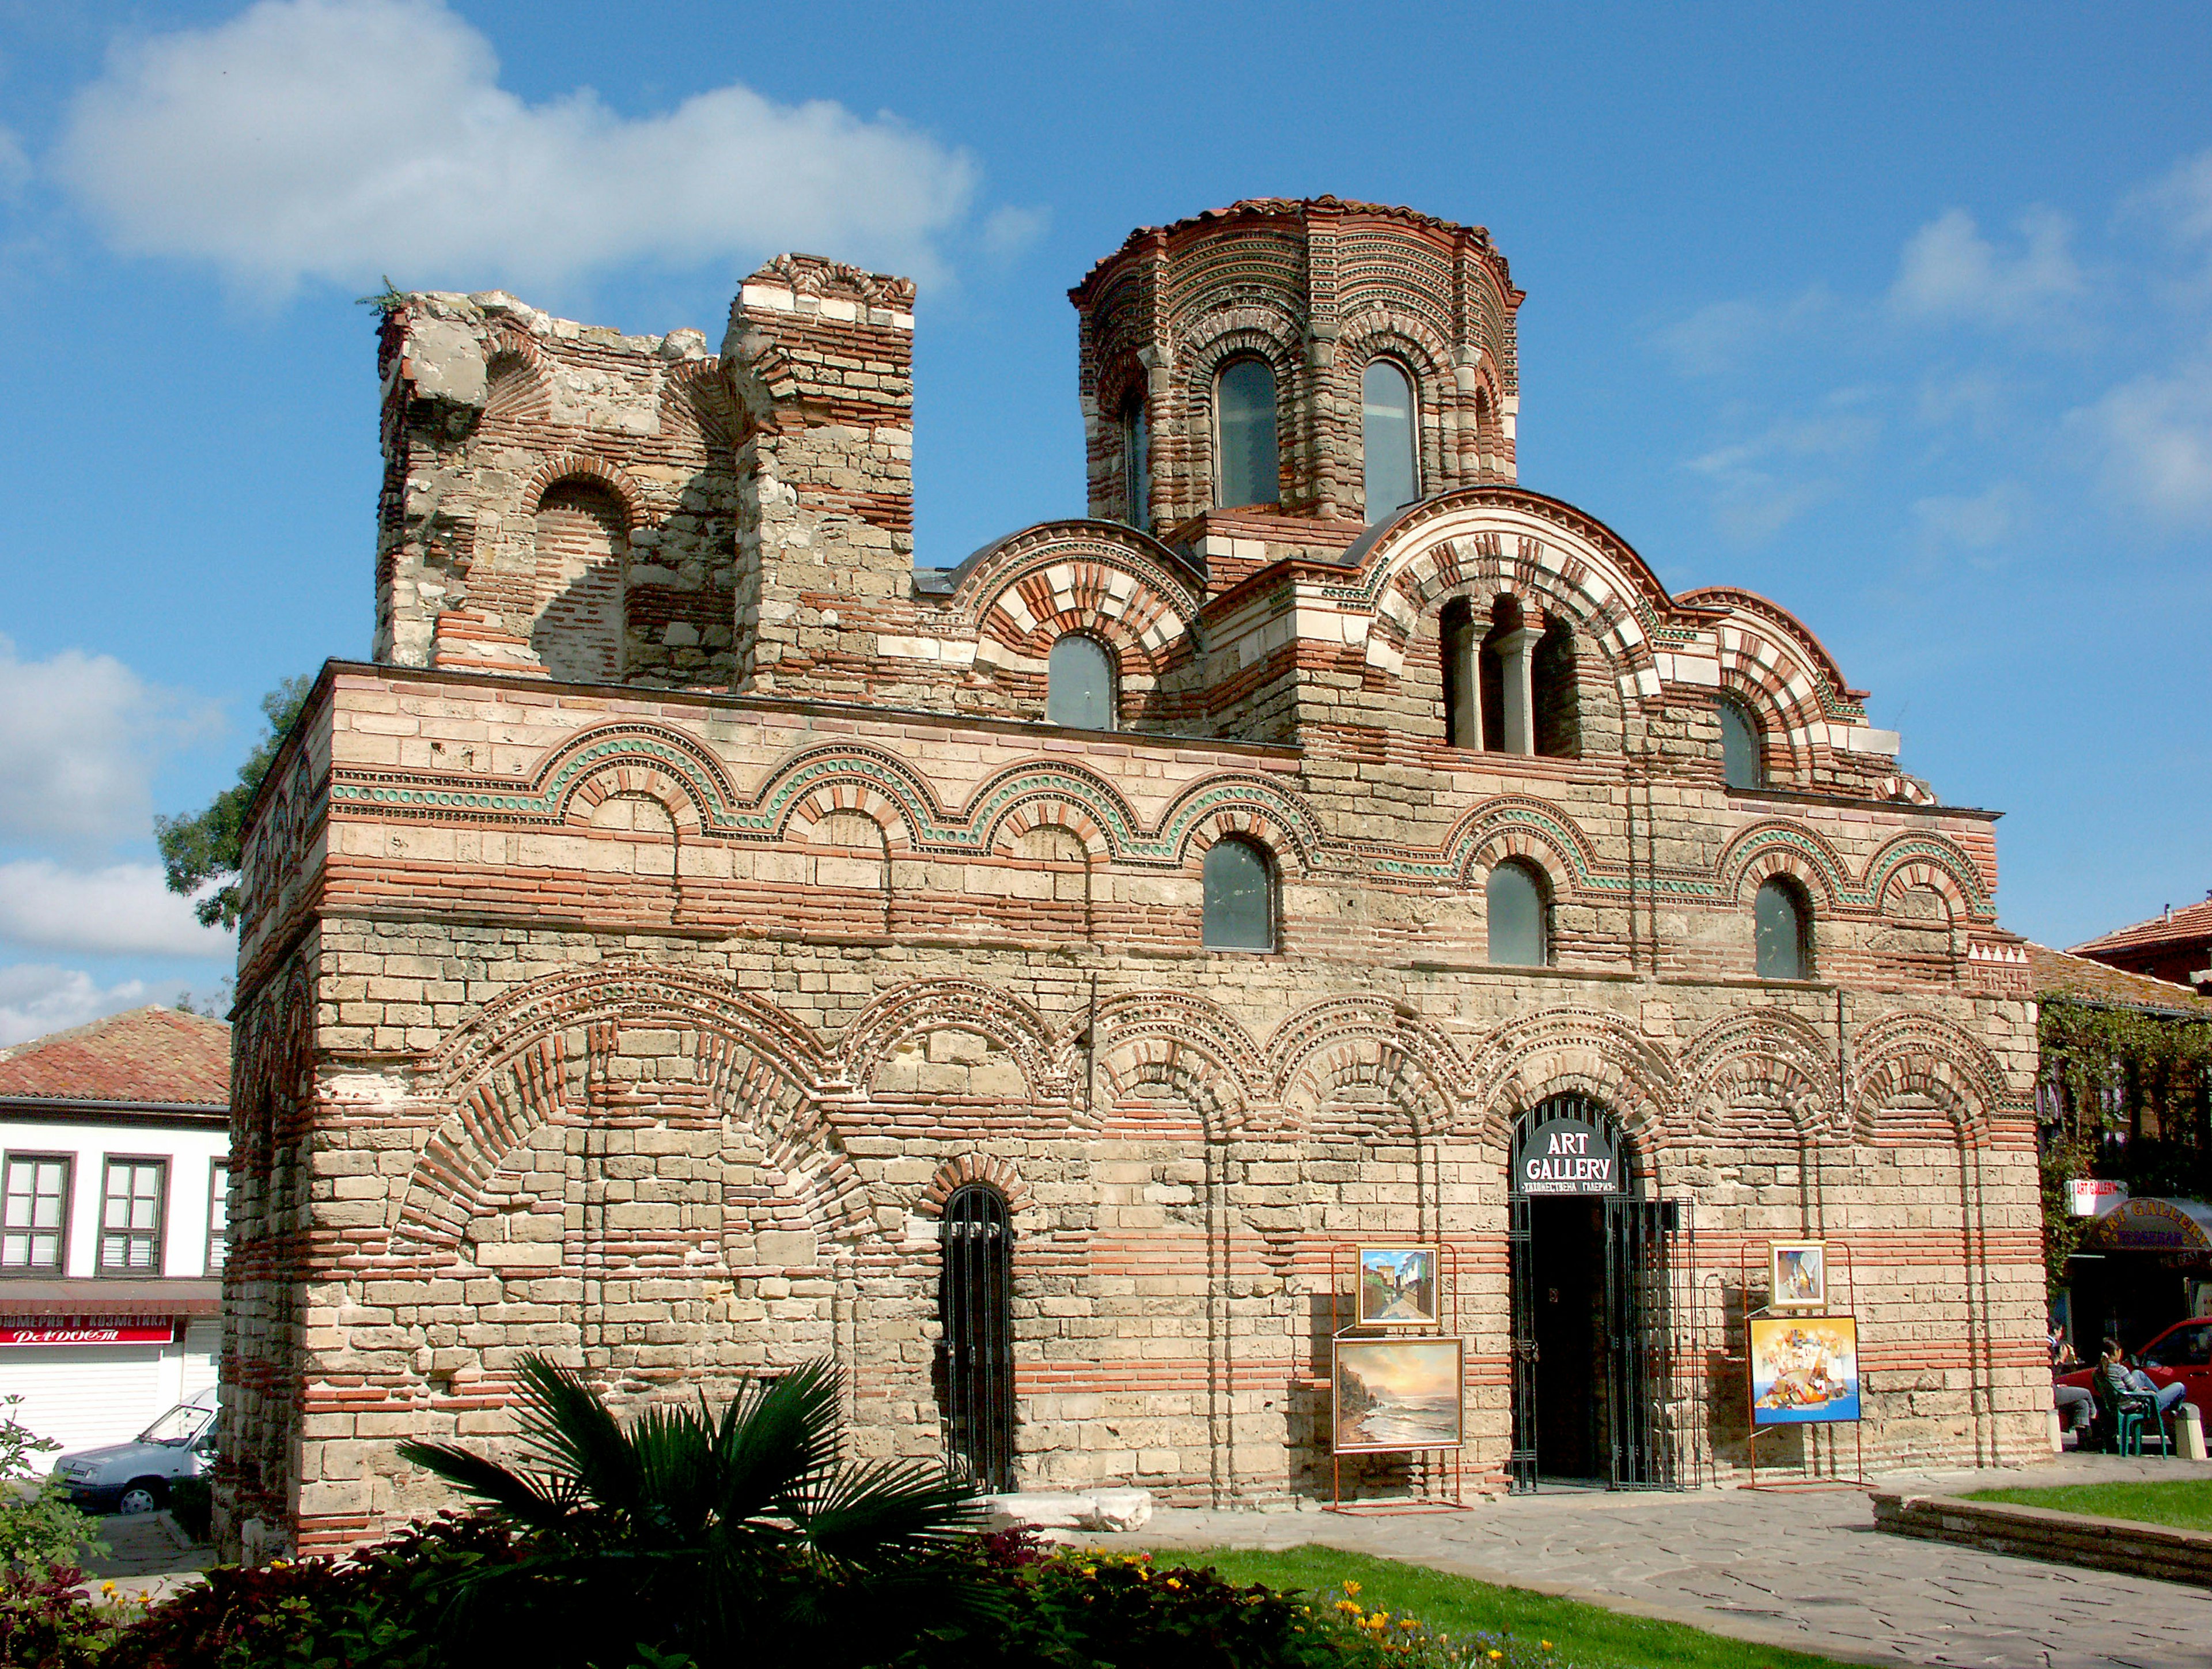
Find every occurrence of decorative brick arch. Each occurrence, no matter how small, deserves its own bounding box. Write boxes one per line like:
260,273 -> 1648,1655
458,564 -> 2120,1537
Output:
1849,1011 -> 2009,1146
785,787 -> 909,852
1158,775 -> 1324,874
1673,1008 -> 1844,1140
533,724 -> 738,831
1864,834 -> 1993,924
965,758 -> 1138,863
482,328 -> 553,426
831,978 -> 1069,1107
1089,991 -> 1265,1137
1463,1006 -> 1677,1157
1446,797 -> 1603,899
1718,821 -> 1851,911
521,453 -> 649,528
1263,997 -> 1466,1142
560,760 -> 704,833
394,964 -> 836,1261
658,355 -> 736,449
915,1154 -> 1032,1218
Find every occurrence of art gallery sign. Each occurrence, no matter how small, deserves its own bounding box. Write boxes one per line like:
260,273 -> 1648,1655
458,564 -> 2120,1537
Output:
1518,1117 -> 1620,1195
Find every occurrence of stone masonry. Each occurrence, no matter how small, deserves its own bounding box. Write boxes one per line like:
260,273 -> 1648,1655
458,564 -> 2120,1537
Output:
219,199 -> 2046,1558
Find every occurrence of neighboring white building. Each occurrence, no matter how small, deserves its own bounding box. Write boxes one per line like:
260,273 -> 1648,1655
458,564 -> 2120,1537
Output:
0,1006 -> 229,1463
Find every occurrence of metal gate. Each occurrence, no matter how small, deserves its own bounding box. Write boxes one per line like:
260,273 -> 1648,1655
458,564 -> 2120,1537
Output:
1604,1196 -> 1688,1489
1507,1096 -> 1688,1492
937,1183 -> 1014,1492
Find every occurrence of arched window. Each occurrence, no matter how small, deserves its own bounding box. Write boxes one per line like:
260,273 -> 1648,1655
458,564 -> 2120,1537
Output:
1719,699 -> 1763,790
1045,634 -> 1115,730
1440,597 -> 1479,748
1361,359 -> 1418,520
1755,877 -> 1812,981
1122,392 -> 1149,533
1214,357 -> 1278,509
1486,861 -> 1550,967
1202,837 -> 1275,951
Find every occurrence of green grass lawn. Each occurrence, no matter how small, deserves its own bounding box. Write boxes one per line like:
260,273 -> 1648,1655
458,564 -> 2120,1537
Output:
1961,1477 -> 2212,1532
1147,1545 -> 1866,1669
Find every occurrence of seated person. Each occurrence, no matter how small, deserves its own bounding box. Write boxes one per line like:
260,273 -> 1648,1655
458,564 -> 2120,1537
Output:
2099,1335 -> 2187,1417
2054,1378 -> 2094,1437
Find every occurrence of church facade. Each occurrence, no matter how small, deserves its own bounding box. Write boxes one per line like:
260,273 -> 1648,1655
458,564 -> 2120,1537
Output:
219,199 -> 2044,1557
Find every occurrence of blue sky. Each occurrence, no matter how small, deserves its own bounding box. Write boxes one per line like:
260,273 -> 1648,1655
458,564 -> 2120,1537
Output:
1,0 -> 2207,1042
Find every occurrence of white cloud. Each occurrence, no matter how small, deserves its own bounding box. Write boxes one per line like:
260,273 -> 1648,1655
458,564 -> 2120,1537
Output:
0,127 -> 26,199
0,861 -> 233,958
0,965 -> 151,1049
980,204 -> 1051,263
52,0 -> 982,297
1653,286 -> 1834,376
2127,147 -> 2212,247
0,637 -> 215,847
1911,483 -> 2025,556
2071,349 -> 2212,524
1684,406 -> 1878,543
1890,207 -> 2084,327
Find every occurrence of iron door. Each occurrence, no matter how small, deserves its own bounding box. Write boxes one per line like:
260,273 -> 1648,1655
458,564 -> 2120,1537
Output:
1603,1196 -> 1683,1489
938,1184 -> 1014,1493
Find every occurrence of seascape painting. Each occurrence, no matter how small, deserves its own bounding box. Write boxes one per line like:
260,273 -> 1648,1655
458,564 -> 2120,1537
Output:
1332,1337 -> 1464,1453
1748,1315 -> 1861,1425
1768,1240 -> 1827,1310
1357,1245 -> 1439,1327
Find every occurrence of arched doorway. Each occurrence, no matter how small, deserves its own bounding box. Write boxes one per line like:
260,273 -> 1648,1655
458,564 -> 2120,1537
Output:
1508,1095 -> 1684,1490
937,1183 -> 1014,1492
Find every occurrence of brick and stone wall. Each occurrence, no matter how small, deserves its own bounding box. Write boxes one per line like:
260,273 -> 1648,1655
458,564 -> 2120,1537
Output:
219,199 -> 2046,1558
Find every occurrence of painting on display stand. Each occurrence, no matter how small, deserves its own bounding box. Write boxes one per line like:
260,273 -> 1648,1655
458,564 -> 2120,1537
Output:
1768,1240 -> 1826,1310
1357,1245 -> 1439,1327
1748,1314 -> 1861,1425
1331,1337 -> 1464,1453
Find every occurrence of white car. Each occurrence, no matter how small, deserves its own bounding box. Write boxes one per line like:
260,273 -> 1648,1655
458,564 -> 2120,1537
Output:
51,1387 -> 219,1515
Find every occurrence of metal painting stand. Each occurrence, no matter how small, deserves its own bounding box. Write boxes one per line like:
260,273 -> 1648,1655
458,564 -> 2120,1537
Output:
1741,1239 -> 1866,1490
1324,1241 -> 1471,1515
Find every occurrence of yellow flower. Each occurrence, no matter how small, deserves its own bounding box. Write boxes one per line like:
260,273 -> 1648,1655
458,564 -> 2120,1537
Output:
1400,1618 -> 1418,1630
1541,1642 -> 1553,1651
1336,1599 -> 1361,1614
1165,1577 -> 1181,1589
1489,1652 -> 1504,1661
1343,1580 -> 1362,1596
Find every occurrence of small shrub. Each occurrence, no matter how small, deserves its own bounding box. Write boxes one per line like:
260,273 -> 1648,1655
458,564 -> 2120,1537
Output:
0,1394 -> 108,1570
166,1478 -> 213,1545
0,1562 -> 129,1667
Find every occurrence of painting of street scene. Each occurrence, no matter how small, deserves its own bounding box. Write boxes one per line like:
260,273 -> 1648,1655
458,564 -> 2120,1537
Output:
1749,1315 -> 1861,1425
1332,1338 -> 1463,1452
1357,1244 -> 1439,1327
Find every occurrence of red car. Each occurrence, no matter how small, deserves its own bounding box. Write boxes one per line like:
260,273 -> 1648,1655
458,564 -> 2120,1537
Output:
2057,1318 -> 2212,1422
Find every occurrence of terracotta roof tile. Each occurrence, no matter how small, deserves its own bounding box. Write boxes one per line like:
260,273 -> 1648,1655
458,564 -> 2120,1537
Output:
0,1006 -> 230,1106
2027,944 -> 2212,1016
2068,895 -> 2212,958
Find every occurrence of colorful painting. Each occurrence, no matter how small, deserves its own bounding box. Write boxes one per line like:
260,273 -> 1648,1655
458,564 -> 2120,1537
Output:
1357,1245 -> 1440,1328
1748,1314 -> 1861,1425
1332,1337 -> 1464,1453
1768,1240 -> 1826,1310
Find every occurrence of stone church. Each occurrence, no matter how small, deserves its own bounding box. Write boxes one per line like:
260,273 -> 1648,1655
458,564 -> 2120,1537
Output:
219,198 -> 2045,1557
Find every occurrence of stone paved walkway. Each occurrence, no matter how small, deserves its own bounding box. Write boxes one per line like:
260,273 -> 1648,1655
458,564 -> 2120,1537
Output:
80,1511 -> 214,1602
1082,1455 -> 2212,1669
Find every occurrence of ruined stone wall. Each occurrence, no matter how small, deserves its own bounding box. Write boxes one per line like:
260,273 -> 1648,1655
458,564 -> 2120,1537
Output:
219,667 -> 2043,1556
373,293 -> 738,686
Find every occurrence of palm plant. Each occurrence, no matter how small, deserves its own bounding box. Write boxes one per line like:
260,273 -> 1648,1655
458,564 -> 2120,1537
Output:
396,1353 -> 994,1667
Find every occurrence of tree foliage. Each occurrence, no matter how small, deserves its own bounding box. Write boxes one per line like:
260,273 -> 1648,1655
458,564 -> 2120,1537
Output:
2037,996 -> 2212,1289
0,1394 -> 107,1572
153,676 -> 312,930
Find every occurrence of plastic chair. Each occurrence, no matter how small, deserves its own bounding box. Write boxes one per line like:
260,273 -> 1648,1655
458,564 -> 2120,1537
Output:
2093,1366 -> 2170,1455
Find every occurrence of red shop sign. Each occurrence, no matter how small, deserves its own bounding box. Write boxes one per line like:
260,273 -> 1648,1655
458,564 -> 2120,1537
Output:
0,1320 -> 179,1348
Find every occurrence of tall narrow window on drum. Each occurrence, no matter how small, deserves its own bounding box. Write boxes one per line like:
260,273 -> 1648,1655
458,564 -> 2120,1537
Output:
1486,861 -> 1550,967
1214,357 -> 1278,509
1046,634 -> 1115,730
1440,598 -> 1479,747
1719,698 -> 1763,790
1122,392 -> 1149,532
1361,359 -> 1418,519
